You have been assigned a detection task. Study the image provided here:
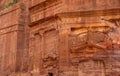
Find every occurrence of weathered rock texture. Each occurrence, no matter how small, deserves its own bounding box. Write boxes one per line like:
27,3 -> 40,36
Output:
0,0 -> 120,76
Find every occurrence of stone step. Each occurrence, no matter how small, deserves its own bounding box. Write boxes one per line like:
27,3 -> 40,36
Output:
9,72 -> 47,76
8,72 -> 31,76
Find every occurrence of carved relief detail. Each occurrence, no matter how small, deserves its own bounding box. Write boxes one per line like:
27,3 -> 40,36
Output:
42,29 -> 59,70
103,18 -> 120,44
42,52 -> 58,69
69,26 -> 112,54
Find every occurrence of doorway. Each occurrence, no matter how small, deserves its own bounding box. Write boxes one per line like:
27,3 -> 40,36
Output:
78,60 -> 105,76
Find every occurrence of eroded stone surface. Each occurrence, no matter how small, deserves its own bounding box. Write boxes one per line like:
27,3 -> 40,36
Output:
0,0 -> 120,76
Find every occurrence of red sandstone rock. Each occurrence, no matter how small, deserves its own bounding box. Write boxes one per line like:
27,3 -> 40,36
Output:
0,0 -> 120,76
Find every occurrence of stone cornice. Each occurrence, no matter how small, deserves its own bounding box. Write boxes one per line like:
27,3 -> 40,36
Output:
58,8 -> 120,18
29,8 -> 120,27
29,15 -> 59,27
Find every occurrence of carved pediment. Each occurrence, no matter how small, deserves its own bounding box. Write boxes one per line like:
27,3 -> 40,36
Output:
69,26 -> 112,53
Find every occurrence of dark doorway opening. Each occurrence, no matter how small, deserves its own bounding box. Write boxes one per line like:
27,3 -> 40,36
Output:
48,73 -> 53,76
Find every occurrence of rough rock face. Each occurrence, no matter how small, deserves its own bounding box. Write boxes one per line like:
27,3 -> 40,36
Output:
0,0 -> 120,76
0,0 -> 13,9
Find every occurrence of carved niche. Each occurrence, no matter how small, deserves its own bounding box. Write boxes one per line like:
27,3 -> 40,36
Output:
33,33 -> 42,72
42,29 -> 59,70
30,26 -> 59,73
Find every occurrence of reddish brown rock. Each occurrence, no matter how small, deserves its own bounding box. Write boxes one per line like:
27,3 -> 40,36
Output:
0,0 -> 120,76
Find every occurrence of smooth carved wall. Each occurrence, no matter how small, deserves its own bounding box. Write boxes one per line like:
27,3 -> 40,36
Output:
0,33 -> 17,76
0,3 -> 27,76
